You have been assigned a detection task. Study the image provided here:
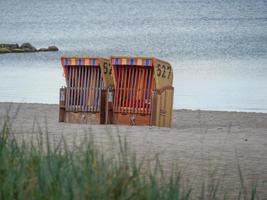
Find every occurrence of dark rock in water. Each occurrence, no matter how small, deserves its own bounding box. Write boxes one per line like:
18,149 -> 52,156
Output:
12,48 -> 26,53
0,43 -> 58,54
20,43 -> 37,51
24,48 -> 36,52
48,46 -> 59,51
38,46 -> 59,52
0,43 -> 19,49
0,47 -> 11,53
38,48 -> 49,52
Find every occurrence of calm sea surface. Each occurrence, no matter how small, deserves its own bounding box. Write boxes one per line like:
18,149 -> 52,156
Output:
0,0 -> 267,112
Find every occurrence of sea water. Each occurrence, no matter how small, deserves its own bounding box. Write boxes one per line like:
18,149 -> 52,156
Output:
0,0 -> 266,112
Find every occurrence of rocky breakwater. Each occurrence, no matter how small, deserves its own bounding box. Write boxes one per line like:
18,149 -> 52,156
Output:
0,43 -> 59,54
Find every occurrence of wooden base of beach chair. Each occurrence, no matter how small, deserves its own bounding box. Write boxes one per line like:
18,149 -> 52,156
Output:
63,112 -> 100,124
112,113 -> 151,126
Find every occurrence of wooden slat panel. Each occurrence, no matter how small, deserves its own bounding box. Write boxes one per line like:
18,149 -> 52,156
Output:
142,68 -> 147,112
71,66 -> 74,111
150,68 -> 154,113
123,67 -> 127,112
84,67 -> 87,111
126,67 -> 131,112
137,68 -> 144,114
130,67 -> 137,113
98,69 -> 103,111
159,90 -> 164,126
94,68 -> 100,111
94,67 -> 98,111
74,67 -> 77,110
119,66 -> 123,112
91,67 -> 95,112
88,67 -> 93,111
90,67 -> 95,111
87,67 -> 92,111
135,67 -> 140,113
128,67 -> 134,113
85,66 -> 89,111
122,67 -> 128,112
141,68 -> 145,113
79,66 -> 83,111
95,68 -> 98,112
121,67 -> 126,111
137,68 -> 144,113
125,67 -> 132,113
118,66 -> 124,112
99,68 -> 102,111
163,90 -> 167,126
147,68 -> 152,114
82,66 -> 85,111
81,66 -> 85,111
77,66 -> 81,111
87,67 -> 90,111
113,66 -> 118,112
67,66 -> 70,110
97,70 -> 101,111
83,67 -> 86,111
76,67 -> 79,110
70,66 -> 74,111
144,68 -> 149,114
114,66 -> 122,112
76,67 -> 80,111
150,70 -> 155,114
93,67 -> 98,112
93,67 -> 97,112
117,66 -> 121,112
66,66 -> 70,111
90,67 -> 97,112
89,68 -> 95,112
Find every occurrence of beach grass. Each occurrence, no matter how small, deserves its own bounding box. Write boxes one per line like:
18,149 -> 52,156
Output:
0,111 -> 259,200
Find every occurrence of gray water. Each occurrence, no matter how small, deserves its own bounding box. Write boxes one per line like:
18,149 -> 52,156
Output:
0,0 -> 267,112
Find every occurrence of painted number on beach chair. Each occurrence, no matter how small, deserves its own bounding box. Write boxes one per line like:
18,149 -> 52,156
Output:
157,64 -> 162,77
157,64 -> 172,79
103,62 -> 112,75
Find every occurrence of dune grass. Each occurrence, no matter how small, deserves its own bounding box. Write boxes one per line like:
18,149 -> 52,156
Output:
0,110 -> 260,200
0,116 -> 192,200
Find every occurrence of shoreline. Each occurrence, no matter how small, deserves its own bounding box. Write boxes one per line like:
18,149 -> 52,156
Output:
1,101 -> 267,115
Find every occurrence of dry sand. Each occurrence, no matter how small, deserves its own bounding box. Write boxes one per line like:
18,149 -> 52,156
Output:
0,102 -> 267,199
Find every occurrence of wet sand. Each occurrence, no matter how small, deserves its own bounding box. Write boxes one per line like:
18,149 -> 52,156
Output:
0,102 -> 267,199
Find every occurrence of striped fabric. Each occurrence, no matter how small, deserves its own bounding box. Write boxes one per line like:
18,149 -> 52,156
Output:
111,58 -> 153,66
61,57 -> 100,66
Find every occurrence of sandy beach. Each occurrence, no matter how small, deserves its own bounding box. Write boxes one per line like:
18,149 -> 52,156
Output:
0,102 -> 267,199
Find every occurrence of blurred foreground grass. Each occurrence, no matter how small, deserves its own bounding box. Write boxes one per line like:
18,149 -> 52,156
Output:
0,108 -> 258,200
